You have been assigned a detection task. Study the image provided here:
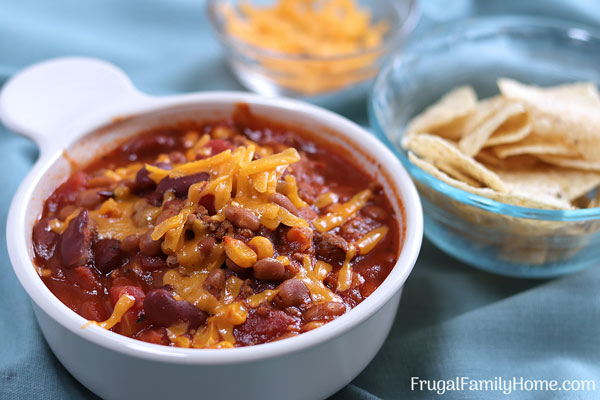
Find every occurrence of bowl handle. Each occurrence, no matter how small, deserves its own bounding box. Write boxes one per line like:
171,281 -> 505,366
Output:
0,57 -> 152,156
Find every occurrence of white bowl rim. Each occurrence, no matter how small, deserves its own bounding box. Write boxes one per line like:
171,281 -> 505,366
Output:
3,57 -> 423,365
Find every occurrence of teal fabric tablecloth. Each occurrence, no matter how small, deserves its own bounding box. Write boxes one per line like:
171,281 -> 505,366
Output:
2,1 -> 600,399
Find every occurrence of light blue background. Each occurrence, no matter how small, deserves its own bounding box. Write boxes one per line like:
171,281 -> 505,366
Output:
1,1 -> 599,398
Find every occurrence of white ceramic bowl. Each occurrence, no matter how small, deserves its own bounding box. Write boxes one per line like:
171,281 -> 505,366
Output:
0,57 -> 423,400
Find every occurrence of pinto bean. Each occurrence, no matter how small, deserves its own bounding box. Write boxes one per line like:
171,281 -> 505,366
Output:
76,188 -> 109,209
139,229 -> 162,256
169,151 -> 187,164
269,192 -> 298,215
146,172 -> 209,206
155,199 -> 185,225
59,209 -> 94,268
225,257 -> 251,277
223,205 -> 260,230
253,257 -> 286,281
120,234 -> 140,253
32,218 -> 59,261
274,279 -> 311,308
203,268 -> 226,297
93,239 -> 125,274
197,236 -> 216,258
304,302 -> 346,322
131,199 -> 158,228
144,289 -> 208,329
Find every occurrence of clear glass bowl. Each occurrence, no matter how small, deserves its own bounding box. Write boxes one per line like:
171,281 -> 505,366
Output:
207,0 -> 419,101
369,16 -> 600,278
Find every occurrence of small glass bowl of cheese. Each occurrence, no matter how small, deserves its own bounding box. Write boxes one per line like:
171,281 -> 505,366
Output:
207,0 -> 419,99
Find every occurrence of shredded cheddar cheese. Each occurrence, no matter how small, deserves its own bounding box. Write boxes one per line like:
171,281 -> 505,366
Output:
66,129 -> 391,349
336,243 -> 357,291
298,256 -> 341,303
355,225 -> 389,255
221,0 -> 389,94
314,189 -> 371,232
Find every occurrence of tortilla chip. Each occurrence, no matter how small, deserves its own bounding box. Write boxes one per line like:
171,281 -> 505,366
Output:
492,165 -> 600,202
403,133 -> 507,192
537,155 -> 600,171
459,100 -> 525,156
436,160 -> 484,188
475,149 -> 540,170
408,152 -> 572,209
498,78 -> 600,162
484,112 -> 532,147
493,135 -> 580,159
404,86 -> 477,141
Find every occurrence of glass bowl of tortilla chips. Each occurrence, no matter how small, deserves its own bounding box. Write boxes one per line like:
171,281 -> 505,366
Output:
369,16 -> 600,278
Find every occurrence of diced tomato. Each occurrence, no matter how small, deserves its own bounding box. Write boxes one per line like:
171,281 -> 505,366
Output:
70,266 -> 100,291
135,327 -> 170,345
110,285 -> 145,310
80,300 -> 108,322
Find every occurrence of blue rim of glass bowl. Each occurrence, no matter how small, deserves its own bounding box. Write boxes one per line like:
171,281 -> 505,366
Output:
368,15 -> 600,222
206,0 -> 420,62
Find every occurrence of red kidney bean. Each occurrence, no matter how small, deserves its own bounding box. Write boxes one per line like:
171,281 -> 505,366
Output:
133,162 -> 172,194
121,135 -> 177,158
269,192 -> 298,215
203,268 -> 226,297
223,205 -> 260,230
253,257 -> 286,281
32,217 -> 59,261
200,194 -> 216,215
303,302 -> 346,322
146,172 -> 209,206
139,229 -> 162,256
139,255 -> 168,270
92,238 -> 125,274
274,279 -> 311,308
45,171 -> 88,214
120,234 -> 140,253
143,289 -> 208,329
207,139 -> 234,156
58,209 -> 94,268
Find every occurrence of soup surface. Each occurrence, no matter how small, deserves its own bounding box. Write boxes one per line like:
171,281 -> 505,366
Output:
32,105 -> 402,348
